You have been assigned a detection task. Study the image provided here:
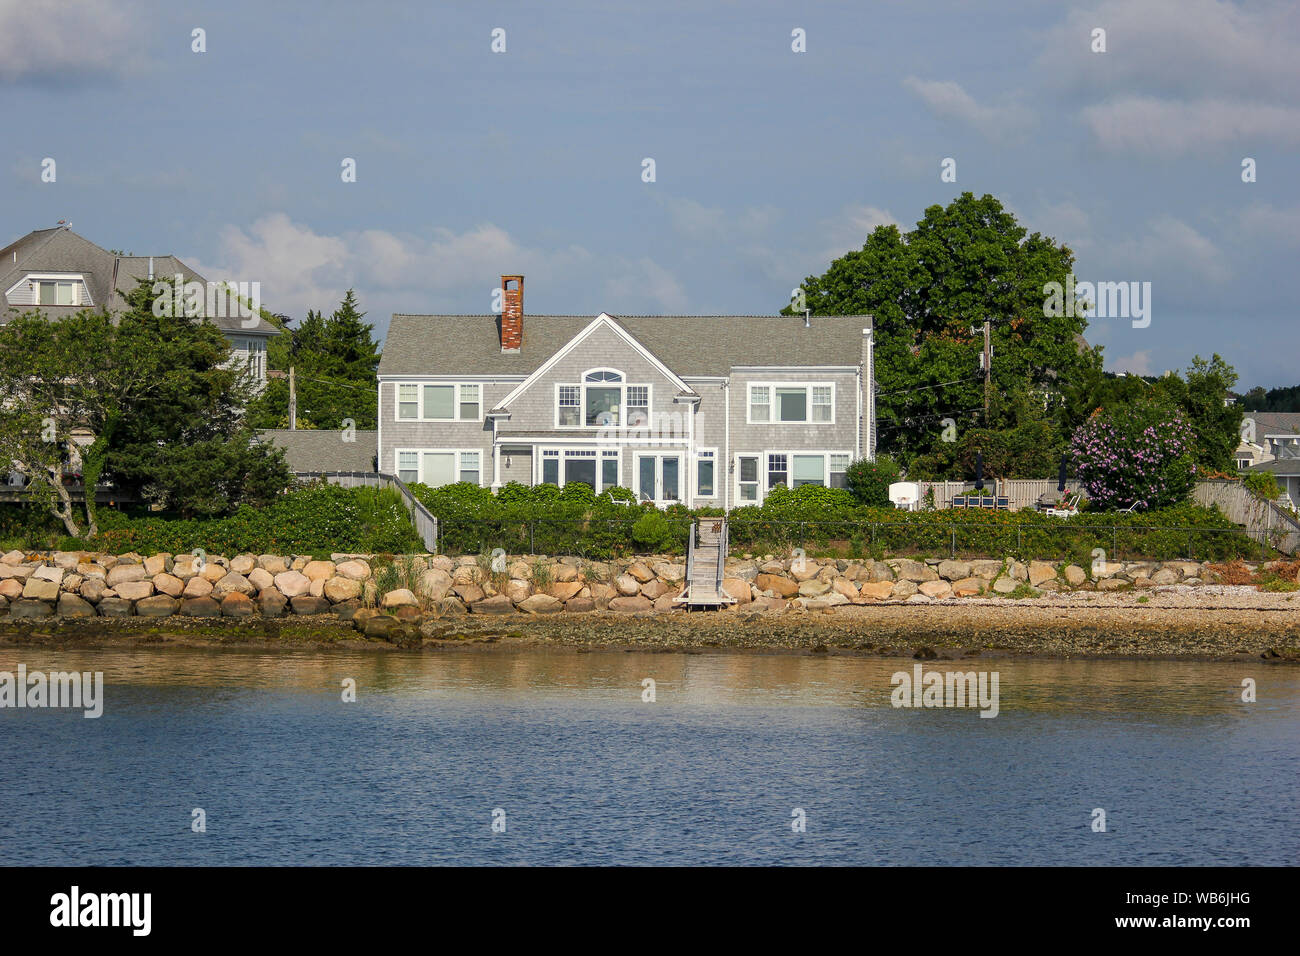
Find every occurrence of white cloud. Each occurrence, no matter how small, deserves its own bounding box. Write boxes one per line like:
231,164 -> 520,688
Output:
1082,97 -> 1300,154
1106,350 -> 1154,376
1236,203 -> 1300,245
602,258 -> 688,313
661,196 -> 779,242
817,204 -> 899,263
0,0 -> 134,83
188,213 -> 592,323
901,77 -> 1033,138
1110,215 -> 1232,284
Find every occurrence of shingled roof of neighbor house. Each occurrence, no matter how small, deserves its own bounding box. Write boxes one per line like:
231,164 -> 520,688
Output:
0,226 -> 279,334
256,429 -> 378,474
378,313 -> 873,378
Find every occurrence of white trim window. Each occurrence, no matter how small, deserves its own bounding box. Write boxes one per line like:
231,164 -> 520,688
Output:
746,383 -> 836,424
7,274 -> 91,307
736,454 -> 761,503
393,383 -> 484,422
695,448 -> 717,499
554,369 -> 652,429
539,447 -> 622,491
395,449 -> 482,487
737,450 -> 852,502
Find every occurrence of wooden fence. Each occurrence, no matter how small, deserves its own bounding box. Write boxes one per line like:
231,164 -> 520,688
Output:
294,471 -> 439,553
1193,479 -> 1300,555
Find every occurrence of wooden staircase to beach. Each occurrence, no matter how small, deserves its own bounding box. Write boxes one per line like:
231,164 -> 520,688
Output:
676,518 -> 735,609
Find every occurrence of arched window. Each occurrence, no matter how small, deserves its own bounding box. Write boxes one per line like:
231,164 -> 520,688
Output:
583,369 -> 624,383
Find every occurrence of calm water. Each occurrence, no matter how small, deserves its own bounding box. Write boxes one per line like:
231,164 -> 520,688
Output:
0,645 -> 1295,866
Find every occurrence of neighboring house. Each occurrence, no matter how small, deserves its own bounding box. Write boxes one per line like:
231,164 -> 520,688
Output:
1235,412 -> 1300,470
256,429 -> 378,475
0,224 -> 278,386
376,276 -> 875,508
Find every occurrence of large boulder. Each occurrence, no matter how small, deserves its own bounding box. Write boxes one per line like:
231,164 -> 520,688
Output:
115,580 -> 155,601
417,568 -> 452,602
640,579 -> 670,601
722,578 -> 752,604
893,559 -> 938,583
136,595 -> 178,617
547,581 -> 584,602
798,579 -> 830,597
608,595 -> 653,612
950,577 -> 985,597
303,560 -> 336,581
182,576 -> 214,599
381,588 -> 419,608
32,565 -> 64,584
614,574 -> 641,596
106,563 -> 147,587
505,579 -> 532,604
257,554 -> 289,574
324,576 -> 363,603
229,554 -> 257,575
1063,565 -> 1087,587
21,578 -> 60,601
919,579 -> 953,598
992,576 -> 1018,594
247,567 -> 275,591
153,573 -> 184,597
937,559 -> 971,581
626,562 -> 655,583
0,579 -> 24,601
1027,562 -> 1058,587
452,583 -> 484,604
291,595 -> 331,615
273,570 -> 312,598
335,559 -> 371,581
653,563 -> 686,584
890,579 -> 919,599
469,594 -> 515,614
214,572 -> 254,596
8,599 -> 53,619
180,597 -> 222,618
97,597 -> 134,617
259,590 -> 289,618
221,593 -> 257,618
968,560 -> 1002,580
200,562 -> 228,583
518,593 -> 564,614
57,593 -> 96,618
755,573 -> 798,598
143,554 -> 170,576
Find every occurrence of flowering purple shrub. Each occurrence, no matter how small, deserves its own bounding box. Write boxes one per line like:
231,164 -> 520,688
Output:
1070,405 -> 1197,511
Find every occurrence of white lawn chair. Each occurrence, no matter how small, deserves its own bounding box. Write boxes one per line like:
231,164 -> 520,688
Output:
1045,492 -> 1081,518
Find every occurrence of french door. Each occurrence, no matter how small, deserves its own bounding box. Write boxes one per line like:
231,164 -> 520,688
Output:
636,454 -> 681,505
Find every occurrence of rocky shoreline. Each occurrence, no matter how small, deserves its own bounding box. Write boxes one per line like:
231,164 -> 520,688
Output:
2,548 -> 1299,662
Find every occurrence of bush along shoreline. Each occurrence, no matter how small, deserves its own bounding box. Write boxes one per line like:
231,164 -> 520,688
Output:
3,548 -> 1297,646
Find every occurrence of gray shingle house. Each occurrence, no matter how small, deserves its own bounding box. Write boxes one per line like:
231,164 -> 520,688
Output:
377,276 -> 875,508
1,225 -> 279,384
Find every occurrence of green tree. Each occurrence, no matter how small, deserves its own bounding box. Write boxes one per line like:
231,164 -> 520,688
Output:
247,290 -> 380,429
787,193 -> 1099,465
101,278 -> 293,517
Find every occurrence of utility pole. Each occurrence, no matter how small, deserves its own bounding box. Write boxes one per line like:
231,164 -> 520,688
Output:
288,366 -> 297,431
982,319 -> 991,422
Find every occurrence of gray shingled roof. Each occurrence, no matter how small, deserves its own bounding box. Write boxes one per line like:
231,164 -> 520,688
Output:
1245,411 -> 1300,435
379,313 -> 872,378
1247,457 -> 1300,476
1,227 -> 279,334
256,429 -> 378,473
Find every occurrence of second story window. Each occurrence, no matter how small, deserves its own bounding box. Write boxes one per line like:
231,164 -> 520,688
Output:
394,383 -> 484,422
556,370 -> 649,429
38,280 -> 79,306
747,383 -> 835,424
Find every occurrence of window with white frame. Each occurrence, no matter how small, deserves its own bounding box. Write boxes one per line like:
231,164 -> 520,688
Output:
393,383 -> 483,421
538,448 -> 622,492
38,280 -> 79,306
395,449 -> 481,487
747,383 -> 835,424
829,454 -> 851,489
695,448 -> 716,498
754,451 -> 853,493
555,370 -> 651,429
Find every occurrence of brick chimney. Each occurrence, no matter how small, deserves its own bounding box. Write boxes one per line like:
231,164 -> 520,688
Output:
500,275 -> 523,352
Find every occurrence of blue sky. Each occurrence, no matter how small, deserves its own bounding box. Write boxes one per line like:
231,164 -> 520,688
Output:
3,0 -> 1297,386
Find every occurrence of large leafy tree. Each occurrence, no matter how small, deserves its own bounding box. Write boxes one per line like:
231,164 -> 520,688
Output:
101,278 -> 293,516
1060,355 -> 1241,472
786,192 -> 1099,465
247,289 -> 380,429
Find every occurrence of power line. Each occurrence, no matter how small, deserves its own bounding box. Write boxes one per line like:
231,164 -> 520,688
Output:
875,376 -> 982,398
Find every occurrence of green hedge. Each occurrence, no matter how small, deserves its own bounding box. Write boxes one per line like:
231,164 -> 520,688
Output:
413,482 -> 1263,563
0,484 -> 422,557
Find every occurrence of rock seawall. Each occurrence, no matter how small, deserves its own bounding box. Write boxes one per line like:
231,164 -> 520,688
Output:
0,547 -> 1263,627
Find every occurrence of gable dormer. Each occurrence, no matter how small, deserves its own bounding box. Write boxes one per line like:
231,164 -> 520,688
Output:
5,273 -> 92,308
